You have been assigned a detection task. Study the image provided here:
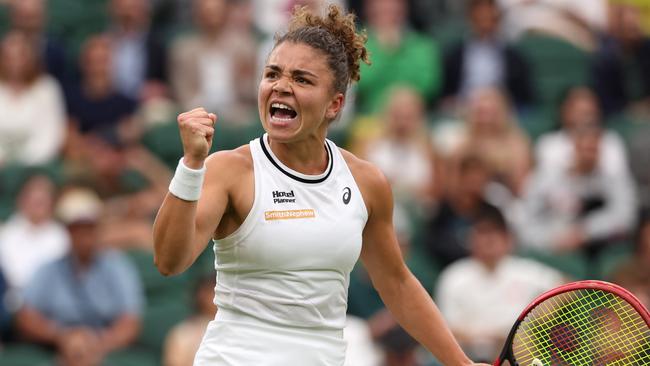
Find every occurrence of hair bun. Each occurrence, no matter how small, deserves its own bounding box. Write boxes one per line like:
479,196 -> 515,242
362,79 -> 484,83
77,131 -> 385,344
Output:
285,4 -> 370,88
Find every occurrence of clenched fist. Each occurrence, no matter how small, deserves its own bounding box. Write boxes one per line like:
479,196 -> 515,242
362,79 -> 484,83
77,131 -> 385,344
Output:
177,107 -> 217,168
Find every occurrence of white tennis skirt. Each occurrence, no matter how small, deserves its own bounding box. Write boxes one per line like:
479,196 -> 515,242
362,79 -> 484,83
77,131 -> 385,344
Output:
193,309 -> 347,366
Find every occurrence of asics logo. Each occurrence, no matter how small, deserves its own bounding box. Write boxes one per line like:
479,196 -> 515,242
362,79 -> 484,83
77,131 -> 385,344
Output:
342,187 -> 351,205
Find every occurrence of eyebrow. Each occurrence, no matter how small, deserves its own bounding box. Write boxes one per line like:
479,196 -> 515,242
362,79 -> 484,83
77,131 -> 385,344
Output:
265,64 -> 319,79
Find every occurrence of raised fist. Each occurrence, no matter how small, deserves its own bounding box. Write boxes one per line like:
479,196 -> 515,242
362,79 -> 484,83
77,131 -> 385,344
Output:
177,107 -> 217,168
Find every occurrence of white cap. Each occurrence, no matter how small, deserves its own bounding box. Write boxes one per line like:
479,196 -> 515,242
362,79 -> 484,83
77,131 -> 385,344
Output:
55,188 -> 103,225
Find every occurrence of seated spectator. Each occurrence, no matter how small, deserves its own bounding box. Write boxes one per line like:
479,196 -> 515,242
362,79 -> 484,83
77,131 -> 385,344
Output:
162,273 -> 217,366
611,210 -> 650,308
440,0 -> 534,111
535,86 -> 630,177
170,0 -> 257,125
446,87 -> 531,196
518,125 -> 637,271
356,87 -> 439,208
106,0 -> 168,101
592,2 -> 650,117
0,173 -> 68,308
64,134 -> 171,250
425,154 -> 498,268
15,187 -> 143,366
64,35 -> 138,141
8,0 -> 69,83
0,31 -> 66,167
355,0 -> 441,115
436,205 -> 565,362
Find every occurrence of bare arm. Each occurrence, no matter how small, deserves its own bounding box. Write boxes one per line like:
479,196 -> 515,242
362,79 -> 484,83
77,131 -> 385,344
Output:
354,160 -> 485,366
98,314 -> 140,353
153,108 -> 226,275
153,154 -> 229,275
15,306 -> 63,345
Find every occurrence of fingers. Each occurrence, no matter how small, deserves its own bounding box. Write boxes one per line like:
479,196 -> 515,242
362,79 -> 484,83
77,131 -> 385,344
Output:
192,124 -> 214,138
178,107 -> 218,127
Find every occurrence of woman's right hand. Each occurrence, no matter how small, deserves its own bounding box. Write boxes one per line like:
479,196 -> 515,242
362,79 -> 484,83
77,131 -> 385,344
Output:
177,107 -> 217,168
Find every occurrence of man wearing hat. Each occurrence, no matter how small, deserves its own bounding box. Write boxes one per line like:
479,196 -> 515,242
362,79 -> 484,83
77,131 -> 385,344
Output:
14,187 -> 144,366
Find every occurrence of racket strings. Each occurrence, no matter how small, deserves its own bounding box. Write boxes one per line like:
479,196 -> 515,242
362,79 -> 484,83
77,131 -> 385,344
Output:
512,288 -> 650,365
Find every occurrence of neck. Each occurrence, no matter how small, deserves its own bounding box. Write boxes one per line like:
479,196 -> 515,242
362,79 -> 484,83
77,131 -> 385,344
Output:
5,79 -> 28,93
84,77 -> 112,98
481,260 -> 500,273
72,253 -> 94,272
202,26 -> 225,42
267,130 -> 329,175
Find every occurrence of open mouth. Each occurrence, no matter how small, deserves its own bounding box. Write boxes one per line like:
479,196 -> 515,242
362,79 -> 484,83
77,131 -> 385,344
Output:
270,102 -> 298,121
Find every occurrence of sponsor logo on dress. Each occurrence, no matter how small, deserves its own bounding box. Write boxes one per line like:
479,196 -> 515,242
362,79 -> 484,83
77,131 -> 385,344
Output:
264,209 -> 315,220
342,187 -> 351,205
272,190 -> 296,203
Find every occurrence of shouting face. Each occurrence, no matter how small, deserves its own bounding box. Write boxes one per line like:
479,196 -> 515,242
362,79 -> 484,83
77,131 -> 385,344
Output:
258,42 -> 344,143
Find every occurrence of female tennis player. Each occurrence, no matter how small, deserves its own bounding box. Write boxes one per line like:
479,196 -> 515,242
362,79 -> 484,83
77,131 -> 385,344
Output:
153,4 -> 490,366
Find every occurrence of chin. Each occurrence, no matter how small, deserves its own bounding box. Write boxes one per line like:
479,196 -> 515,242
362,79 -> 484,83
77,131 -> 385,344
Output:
263,118 -> 302,142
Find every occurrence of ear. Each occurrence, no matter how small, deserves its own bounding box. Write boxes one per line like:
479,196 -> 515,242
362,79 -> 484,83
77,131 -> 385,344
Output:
325,92 -> 345,120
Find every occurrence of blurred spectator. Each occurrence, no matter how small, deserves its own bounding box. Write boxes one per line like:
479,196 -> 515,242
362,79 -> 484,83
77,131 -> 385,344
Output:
356,0 -> 441,115
8,0 -> 69,83
440,0 -> 534,110
424,154 -> 498,268
445,87 -> 531,196
611,209 -> 650,308
64,34 -> 138,142
436,205 -> 564,362
169,0 -> 257,125
64,134 -> 171,250
518,125 -> 637,269
357,87 -> 439,208
0,31 -> 66,167
15,187 -> 143,366
535,86 -> 630,177
0,174 -> 68,306
106,0 -> 168,101
592,2 -> 650,117
497,0 -> 608,51
162,273 -> 216,366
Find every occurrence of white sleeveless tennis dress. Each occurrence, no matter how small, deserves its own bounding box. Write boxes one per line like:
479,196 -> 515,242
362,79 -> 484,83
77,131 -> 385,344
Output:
193,134 -> 368,366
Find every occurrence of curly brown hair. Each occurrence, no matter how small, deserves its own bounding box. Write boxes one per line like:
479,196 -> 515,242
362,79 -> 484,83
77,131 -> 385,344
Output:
274,4 -> 370,94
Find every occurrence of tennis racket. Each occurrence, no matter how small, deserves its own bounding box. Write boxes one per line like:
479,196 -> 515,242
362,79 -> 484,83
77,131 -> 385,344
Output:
493,280 -> 650,366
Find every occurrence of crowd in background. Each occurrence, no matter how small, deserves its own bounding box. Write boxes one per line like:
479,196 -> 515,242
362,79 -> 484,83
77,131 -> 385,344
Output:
0,0 -> 649,365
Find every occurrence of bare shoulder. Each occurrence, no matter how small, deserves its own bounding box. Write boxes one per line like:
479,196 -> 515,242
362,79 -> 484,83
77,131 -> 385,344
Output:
204,145 -> 253,183
206,145 -> 252,170
339,148 -> 392,216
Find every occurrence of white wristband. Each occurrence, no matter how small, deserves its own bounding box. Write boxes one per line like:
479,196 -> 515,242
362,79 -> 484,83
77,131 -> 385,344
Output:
168,158 -> 206,201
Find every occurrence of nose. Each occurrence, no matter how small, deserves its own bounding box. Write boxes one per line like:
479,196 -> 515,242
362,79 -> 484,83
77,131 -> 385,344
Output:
272,78 -> 292,95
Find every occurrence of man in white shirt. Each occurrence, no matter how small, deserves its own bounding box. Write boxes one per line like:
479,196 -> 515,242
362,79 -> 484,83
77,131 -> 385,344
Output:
436,205 -> 565,362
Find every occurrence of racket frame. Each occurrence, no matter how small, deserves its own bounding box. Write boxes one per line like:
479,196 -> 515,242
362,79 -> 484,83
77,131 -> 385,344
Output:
493,280 -> 650,366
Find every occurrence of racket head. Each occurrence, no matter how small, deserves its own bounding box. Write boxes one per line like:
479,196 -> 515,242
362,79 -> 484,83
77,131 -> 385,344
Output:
493,280 -> 650,366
